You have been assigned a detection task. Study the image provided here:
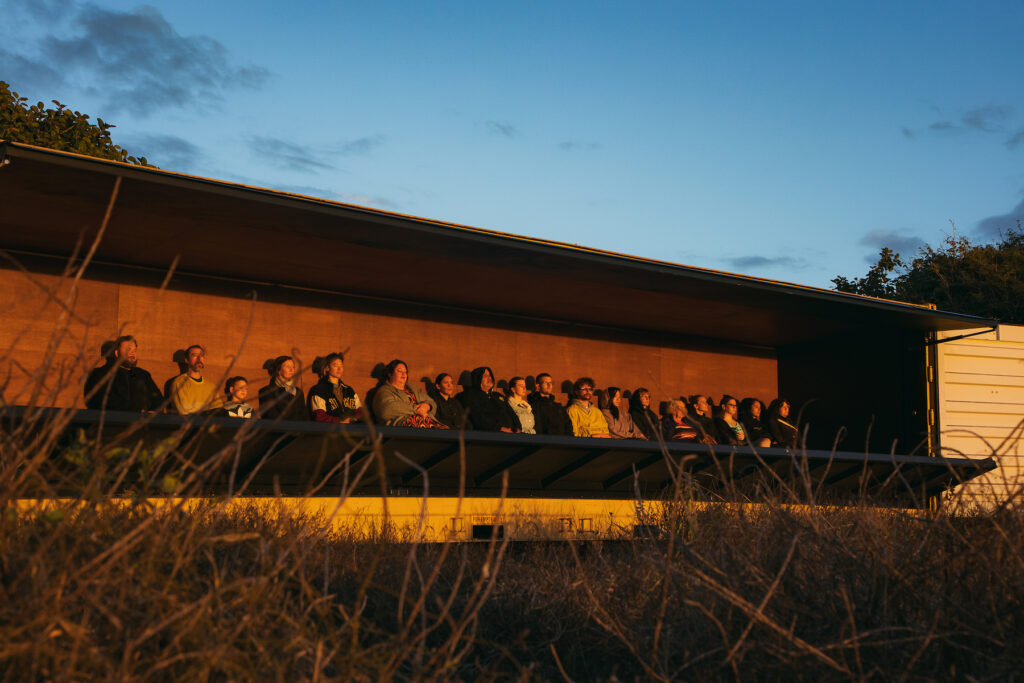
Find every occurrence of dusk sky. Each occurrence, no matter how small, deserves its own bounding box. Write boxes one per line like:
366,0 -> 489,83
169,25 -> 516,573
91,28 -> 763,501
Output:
3,0 -> 1023,288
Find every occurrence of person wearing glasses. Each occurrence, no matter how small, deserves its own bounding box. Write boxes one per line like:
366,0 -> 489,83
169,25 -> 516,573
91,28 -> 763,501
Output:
566,377 -> 611,438
714,394 -> 749,446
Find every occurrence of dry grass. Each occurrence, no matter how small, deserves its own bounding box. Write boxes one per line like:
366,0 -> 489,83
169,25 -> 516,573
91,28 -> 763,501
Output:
3,230 -> 1023,680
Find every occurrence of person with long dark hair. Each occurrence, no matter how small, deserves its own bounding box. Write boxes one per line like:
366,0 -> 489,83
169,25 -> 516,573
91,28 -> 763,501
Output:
600,386 -> 646,439
456,366 -> 519,432
739,397 -> 771,447
766,398 -> 799,449
713,395 -> 748,446
628,387 -> 661,440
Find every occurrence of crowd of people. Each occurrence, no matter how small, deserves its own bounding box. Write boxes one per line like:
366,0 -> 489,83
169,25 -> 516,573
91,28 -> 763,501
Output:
84,335 -> 800,448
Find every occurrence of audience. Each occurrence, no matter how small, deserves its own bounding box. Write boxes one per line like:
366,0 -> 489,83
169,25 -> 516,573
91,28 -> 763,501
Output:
661,399 -> 702,442
373,359 -> 447,428
528,373 -> 573,436
739,397 -> 771,447
168,345 -> 223,415
258,355 -> 306,421
308,353 -> 361,423
456,366 -> 519,432
506,377 -> 536,435
566,377 -> 611,438
628,387 -> 660,440
600,387 -> 646,440
220,376 -> 254,419
432,373 -> 466,429
714,395 -> 748,446
84,335 -> 163,412
767,398 -> 799,449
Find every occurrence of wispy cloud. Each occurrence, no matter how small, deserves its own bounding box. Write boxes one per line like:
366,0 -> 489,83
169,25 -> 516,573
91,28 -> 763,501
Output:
858,229 -> 925,260
975,195 -> 1024,240
901,127 -> 915,139
724,255 -> 809,270
1006,128 -> 1024,150
122,133 -> 201,171
246,134 -> 387,174
962,104 -> 1010,132
0,0 -> 268,116
487,121 -> 519,138
558,140 -> 602,152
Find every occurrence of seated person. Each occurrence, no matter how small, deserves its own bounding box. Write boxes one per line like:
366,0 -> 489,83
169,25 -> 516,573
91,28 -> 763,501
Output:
506,377 -> 536,434
766,398 -> 799,449
220,376 -> 255,419
85,335 -> 164,412
660,399 -> 702,442
433,373 -> 467,429
258,355 -> 307,421
687,394 -> 717,442
713,395 -> 748,446
628,388 -> 661,440
566,377 -> 611,438
308,353 -> 361,423
456,366 -> 520,432
373,359 -> 448,428
600,387 -> 646,439
739,397 -> 771,447
527,373 -> 573,436
168,344 -> 224,415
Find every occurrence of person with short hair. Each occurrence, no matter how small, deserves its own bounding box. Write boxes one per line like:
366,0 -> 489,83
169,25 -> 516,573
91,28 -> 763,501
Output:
373,359 -> 447,428
600,386 -> 646,439
85,335 -> 163,412
456,366 -> 519,432
661,399 -> 702,442
628,388 -> 661,441
308,352 -> 362,423
507,376 -> 536,434
566,377 -> 611,438
220,376 -> 254,419
168,344 -> 223,415
258,355 -> 306,421
433,373 -> 467,429
527,373 -> 573,436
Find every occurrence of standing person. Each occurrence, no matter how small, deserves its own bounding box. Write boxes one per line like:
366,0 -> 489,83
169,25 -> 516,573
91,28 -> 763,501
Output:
456,366 -> 519,432
714,395 -> 748,446
373,359 -> 447,428
220,376 -> 255,419
168,344 -> 223,415
85,335 -> 163,412
258,355 -> 307,421
507,376 -> 536,435
766,398 -> 799,449
628,388 -> 661,440
566,377 -> 611,438
433,373 -> 467,429
600,387 -> 647,439
308,352 -> 361,423
528,373 -> 573,436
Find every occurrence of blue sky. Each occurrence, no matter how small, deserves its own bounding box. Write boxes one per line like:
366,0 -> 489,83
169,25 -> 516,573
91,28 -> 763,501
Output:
3,0 -> 1023,288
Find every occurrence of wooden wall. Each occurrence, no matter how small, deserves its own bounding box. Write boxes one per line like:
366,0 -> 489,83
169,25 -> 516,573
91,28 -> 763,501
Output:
0,266 -> 779,411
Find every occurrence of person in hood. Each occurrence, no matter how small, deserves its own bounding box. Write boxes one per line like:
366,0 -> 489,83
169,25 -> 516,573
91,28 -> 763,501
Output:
456,366 -> 519,432
628,387 -> 661,441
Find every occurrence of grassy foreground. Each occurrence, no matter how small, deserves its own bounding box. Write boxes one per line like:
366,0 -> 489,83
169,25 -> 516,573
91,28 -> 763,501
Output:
2,485 -> 1023,680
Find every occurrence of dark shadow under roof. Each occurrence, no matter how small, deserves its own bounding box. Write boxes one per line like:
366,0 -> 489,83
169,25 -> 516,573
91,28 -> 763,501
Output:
0,141 -> 997,347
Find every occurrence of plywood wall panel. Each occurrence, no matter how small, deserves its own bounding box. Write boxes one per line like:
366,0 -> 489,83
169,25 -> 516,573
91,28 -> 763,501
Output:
1,273 -> 778,412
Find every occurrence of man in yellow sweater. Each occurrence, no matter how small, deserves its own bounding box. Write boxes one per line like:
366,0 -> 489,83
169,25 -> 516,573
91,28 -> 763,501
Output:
168,344 -> 223,415
566,377 -> 611,438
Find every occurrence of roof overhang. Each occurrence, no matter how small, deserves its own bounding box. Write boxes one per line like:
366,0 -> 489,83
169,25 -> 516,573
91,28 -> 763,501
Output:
0,141 -> 998,347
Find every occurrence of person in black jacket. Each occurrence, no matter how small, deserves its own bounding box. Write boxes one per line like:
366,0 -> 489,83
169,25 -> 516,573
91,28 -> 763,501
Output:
433,373 -> 467,429
85,335 -> 163,412
456,366 -> 519,432
527,373 -> 573,436
628,387 -> 661,441
308,353 -> 361,423
258,355 -> 307,421
766,398 -> 799,449
739,397 -> 771,447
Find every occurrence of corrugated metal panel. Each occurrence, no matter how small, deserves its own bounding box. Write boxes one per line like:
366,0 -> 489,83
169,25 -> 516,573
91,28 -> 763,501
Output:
938,326 -> 1024,508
